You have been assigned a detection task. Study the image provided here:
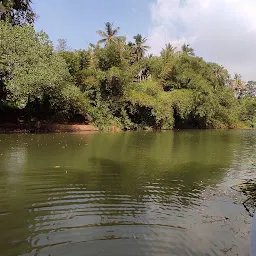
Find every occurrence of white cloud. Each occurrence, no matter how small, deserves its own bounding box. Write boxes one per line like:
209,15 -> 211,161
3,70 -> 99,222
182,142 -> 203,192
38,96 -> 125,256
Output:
147,0 -> 256,80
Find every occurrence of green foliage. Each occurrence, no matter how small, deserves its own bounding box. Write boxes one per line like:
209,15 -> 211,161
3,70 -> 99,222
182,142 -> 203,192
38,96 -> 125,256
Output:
58,50 -> 90,76
169,90 -> 194,119
182,44 -> 195,56
0,21 -> 87,121
95,44 -> 122,71
1,19 -> 254,130
0,0 -> 35,25
161,43 -> 177,60
142,57 -> 164,80
244,81 -> 256,97
125,81 -> 174,129
60,84 -> 89,117
239,96 -> 256,127
87,100 -> 120,130
100,67 -> 127,98
75,68 -> 102,100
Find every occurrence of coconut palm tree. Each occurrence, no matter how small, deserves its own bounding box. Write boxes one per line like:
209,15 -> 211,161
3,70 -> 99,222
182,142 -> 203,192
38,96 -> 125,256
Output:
210,64 -> 227,90
232,73 -> 246,98
126,41 -> 137,64
87,43 -> 98,68
160,43 -> 177,59
133,34 -> 150,61
234,73 -> 242,86
181,43 -> 195,56
96,22 -> 125,46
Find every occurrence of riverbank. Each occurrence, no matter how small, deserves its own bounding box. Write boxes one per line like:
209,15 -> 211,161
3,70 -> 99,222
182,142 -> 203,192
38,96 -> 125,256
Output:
0,122 -> 254,134
0,123 -> 99,133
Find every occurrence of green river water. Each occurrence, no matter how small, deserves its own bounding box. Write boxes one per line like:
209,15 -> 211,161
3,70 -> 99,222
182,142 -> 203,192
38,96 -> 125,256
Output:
0,130 -> 255,256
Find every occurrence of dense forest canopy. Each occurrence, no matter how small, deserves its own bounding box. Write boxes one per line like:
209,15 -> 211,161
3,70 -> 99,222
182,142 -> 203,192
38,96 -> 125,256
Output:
0,2 -> 255,129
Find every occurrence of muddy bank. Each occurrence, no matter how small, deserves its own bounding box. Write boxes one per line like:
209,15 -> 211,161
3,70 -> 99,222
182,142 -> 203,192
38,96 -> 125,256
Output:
0,123 -> 99,133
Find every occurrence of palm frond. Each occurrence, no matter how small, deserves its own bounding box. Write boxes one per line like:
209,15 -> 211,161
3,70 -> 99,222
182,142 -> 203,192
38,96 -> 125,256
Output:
116,36 -> 126,42
89,43 -> 96,49
113,27 -> 120,35
135,34 -> 143,44
127,41 -> 134,47
142,37 -> 148,43
97,38 -> 107,45
105,22 -> 113,35
97,30 -> 107,38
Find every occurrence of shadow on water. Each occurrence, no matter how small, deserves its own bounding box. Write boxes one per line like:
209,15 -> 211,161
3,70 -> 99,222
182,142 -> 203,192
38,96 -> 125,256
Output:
0,130 -> 255,256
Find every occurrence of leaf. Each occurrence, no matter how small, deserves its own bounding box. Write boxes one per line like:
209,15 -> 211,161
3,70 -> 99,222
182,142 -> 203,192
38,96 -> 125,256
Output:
96,30 -> 107,38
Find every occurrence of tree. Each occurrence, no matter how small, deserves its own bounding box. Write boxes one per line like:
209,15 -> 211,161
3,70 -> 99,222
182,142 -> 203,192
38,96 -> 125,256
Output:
59,50 -> 90,76
133,34 -> 150,61
209,62 -> 230,89
0,21 -> 87,120
125,41 -> 137,64
245,81 -> 256,97
0,18 -> 250,129
160,43 -> 177,60
97,22 -> 125,46
56,39 -> 69,52
0,0 -> 35,25
94,43 -> 122,71
240,96 -> 256,126
234,73 -> 242,86
232,73 -> 246,98
181,44 -> 195,56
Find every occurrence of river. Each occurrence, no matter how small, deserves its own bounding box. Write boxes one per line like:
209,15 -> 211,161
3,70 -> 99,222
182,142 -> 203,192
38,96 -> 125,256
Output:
0,130 -> 255,256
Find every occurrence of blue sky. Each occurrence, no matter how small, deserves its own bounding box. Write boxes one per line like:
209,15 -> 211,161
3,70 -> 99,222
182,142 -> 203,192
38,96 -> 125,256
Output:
33,0 -> 152,49
33,0 -> 256,80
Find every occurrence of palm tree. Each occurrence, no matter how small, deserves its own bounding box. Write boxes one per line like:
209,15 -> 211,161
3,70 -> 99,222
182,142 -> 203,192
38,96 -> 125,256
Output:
127,41 -> 134,48
211,64 -> 226,90
234,73 -> 242,86
96,22 -> 125,46
88,43 -> 98,68
126,41 -> 137,64
213,65 -> 223,79
181,43 -> 195,56
160,43 -> 177,59
133,34 -> 150,61
232,73 -> 246,98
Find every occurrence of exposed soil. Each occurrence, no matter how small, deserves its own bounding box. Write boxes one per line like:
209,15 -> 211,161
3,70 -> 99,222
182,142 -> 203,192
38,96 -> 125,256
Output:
0,122 -> 99,133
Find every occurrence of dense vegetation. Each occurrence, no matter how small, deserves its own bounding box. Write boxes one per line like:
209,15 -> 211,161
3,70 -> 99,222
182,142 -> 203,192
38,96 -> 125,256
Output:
0,1 -> 255,130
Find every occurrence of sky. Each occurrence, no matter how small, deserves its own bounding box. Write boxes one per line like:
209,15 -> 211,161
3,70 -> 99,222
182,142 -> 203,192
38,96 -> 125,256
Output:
33,0 -> 256,81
